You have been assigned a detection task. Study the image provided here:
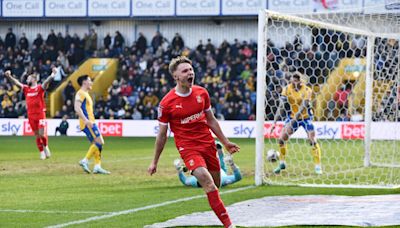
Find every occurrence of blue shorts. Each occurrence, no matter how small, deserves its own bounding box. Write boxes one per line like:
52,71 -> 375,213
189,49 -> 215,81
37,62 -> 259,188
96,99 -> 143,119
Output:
82,124 -> 101,143
285,117 -> 315,132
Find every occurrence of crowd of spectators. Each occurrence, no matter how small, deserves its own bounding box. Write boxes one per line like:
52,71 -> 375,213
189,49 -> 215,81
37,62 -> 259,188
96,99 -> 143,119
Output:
0,26 -> 398,122
0,27 -> 101,118
0,28 -> 258,120
265,27 -> 399,122
84,32 -> 258,120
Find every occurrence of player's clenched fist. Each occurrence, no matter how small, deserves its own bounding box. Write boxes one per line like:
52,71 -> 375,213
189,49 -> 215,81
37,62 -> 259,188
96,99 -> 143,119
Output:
4,70 -> 11,78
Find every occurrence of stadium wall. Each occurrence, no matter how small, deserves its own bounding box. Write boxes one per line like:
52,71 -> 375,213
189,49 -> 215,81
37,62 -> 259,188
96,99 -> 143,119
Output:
0,0 -> 398,48
0,19 -> 316,50
0,19 -> 260,49
0,118 -> 398,140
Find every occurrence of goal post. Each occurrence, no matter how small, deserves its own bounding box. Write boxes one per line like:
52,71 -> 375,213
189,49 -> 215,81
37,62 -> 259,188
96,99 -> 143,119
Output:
255,9 -> 267,186
364,35 -> 374,168
256,9 -> 400,188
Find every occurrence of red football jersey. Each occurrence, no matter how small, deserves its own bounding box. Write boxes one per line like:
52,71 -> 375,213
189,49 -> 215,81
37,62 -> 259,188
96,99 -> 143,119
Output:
158,85 -> 214,151
22,85 -> 46,118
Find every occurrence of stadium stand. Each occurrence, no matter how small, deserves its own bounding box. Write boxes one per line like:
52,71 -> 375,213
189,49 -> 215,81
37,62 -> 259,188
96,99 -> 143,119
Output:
0,29 -> 398,121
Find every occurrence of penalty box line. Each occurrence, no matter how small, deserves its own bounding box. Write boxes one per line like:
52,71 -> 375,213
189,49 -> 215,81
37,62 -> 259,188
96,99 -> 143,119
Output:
46,185 -> 255,228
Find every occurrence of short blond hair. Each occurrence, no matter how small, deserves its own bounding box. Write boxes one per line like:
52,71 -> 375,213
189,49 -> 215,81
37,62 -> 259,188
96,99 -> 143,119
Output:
168,56 -> 192,75
29,73 -> 39,81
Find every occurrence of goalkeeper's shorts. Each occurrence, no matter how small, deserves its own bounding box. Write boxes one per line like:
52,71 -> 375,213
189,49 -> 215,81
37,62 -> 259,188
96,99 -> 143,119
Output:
285,117 -> 315,132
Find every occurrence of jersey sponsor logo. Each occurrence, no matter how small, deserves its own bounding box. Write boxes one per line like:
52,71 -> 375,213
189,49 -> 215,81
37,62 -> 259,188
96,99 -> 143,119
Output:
98,122 -> 123,136
26,92 -> 39,97
341,123 -> 365,139
196,95 -> 202,103
181,111 -> 204,124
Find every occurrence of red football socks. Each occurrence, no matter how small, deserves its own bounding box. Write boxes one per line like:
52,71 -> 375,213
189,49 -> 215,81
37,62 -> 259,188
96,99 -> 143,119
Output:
207,189 -> 232,228
41,135 -> 48,147
35,137 -> 44,152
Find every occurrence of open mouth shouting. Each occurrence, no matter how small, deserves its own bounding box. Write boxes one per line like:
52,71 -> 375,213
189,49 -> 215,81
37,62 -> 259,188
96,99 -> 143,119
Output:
187,76 -> 194,84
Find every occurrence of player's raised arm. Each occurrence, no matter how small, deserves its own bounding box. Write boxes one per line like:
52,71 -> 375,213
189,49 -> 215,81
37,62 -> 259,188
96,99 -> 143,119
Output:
148,123 -> 168,175
205,109 -> 240,154
4,70 -> 23,88
42,67 -> 57,90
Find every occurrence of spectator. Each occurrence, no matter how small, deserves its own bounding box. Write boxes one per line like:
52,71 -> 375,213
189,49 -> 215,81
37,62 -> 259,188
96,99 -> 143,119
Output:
120,79 -> 133,97
56,32 -> 65,52
103,32 -> 112,50
64,32 -> 73,52
4,106 -> 18,118
18,33 -> 29,51
5,28 -> 16,49
328,83 -> 352,119
196,40 -> 205,54
172,33 -> 184,50
55,115 -> 69,136
205,38 -> 215,54
62,80 -> 75,102
131,107 -> 142,120
136,32 -> 147,55
113,31 -> 125,54
151,31 -> 164,53
336,110 -> 350,121
142,91 -> 159,107
46,29 -> 58,48
1,94 -> 12,110
236,107 -> 249,120
89,29 -> 98,53
33,33 -> 44,48
59,105 -> 69,118
65,99 -> 75,117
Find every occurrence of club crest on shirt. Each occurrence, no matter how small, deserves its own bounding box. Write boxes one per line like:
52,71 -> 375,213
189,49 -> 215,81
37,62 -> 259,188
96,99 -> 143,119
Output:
196,95 -> 202,103
189,159 -> 194,167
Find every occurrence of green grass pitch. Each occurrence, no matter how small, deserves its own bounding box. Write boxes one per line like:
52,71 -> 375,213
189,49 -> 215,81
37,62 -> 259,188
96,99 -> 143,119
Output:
0,136 -> 398,227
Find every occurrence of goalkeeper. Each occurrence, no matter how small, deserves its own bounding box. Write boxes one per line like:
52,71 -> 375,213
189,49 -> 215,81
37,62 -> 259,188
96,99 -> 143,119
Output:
270,72 -> 322,175
174,141 -> 242,187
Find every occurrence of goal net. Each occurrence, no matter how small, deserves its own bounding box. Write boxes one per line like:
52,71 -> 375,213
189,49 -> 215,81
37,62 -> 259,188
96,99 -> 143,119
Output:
255,8 -> 400,188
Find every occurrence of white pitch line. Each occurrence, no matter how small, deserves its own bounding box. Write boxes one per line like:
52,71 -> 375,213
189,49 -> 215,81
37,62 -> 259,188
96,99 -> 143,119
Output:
46,185 -> 255,228
0,209 -> 109,214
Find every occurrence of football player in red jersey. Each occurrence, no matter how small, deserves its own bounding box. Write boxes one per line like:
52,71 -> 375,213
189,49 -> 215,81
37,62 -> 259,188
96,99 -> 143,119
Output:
148,56 -> 239,228
5,68 -> 57,160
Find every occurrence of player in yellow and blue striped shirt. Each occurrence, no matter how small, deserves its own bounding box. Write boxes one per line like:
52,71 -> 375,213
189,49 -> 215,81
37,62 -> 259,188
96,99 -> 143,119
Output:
74,75 -> 110,174
270,72 -> 322,175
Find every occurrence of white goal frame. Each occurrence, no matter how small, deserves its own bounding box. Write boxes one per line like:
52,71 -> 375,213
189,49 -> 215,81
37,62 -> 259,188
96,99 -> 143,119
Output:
255,9 -> 400,188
